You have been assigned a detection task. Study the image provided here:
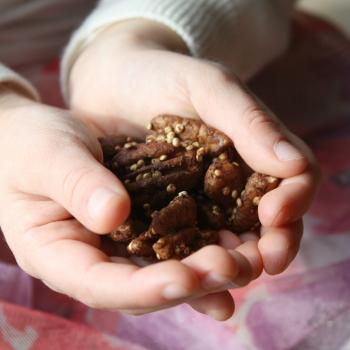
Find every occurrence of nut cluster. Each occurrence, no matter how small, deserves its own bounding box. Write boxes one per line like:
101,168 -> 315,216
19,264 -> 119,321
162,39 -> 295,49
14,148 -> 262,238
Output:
100,115 -> 279,260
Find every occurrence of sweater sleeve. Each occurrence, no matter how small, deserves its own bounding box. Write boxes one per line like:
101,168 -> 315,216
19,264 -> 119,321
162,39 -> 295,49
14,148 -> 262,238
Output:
61,0 -> 295,100
0,62 -> 40,101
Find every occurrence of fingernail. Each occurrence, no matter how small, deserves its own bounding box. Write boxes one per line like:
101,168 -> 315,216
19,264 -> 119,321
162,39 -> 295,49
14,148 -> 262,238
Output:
226,282 -> 240,290
216,281 -> 241,292
88,188 -> 119,220
207,309 -> 225,321
162,284 -> 190,300
202,273 -> 232,291
274,140 -> 304,161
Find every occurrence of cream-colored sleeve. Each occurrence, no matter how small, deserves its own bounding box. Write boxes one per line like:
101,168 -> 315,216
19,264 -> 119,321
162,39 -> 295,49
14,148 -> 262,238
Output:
61,0 -> 295,101
0,63 -> 40,101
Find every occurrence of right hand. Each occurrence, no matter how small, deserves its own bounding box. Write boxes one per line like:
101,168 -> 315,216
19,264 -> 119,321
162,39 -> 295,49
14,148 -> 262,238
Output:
67,19 -> 320,318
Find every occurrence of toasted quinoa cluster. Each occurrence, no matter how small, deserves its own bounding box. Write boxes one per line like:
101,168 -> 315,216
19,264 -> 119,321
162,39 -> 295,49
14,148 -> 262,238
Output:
100,115 -> 279,260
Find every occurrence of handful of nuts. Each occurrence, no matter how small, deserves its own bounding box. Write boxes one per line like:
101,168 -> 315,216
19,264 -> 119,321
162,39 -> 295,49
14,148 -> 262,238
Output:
100,115 -> 279,261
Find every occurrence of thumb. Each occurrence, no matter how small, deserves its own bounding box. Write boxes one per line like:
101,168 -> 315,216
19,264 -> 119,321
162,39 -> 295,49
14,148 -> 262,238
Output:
46,142 -> 130,234
188,66 -> 309,178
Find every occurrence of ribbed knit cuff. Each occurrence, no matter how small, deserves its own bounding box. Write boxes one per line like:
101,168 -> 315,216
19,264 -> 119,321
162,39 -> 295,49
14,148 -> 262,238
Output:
60,0 -> 237,101
0,63 -> 40,101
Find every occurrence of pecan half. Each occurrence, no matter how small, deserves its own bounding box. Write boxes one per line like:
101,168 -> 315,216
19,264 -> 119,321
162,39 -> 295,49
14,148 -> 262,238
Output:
204,158 -> 243,208
110,219 -> 147,243
149,194 -> 197,236
197,200 -> 227,230
150,115 -> 232,156
229,173 -> 280,233
153,227 -> 197,260
126,193 -> 216,260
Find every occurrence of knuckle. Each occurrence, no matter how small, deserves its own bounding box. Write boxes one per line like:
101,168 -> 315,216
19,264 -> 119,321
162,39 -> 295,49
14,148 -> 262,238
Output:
61,166 -> 95,208
241,105 -> 280,134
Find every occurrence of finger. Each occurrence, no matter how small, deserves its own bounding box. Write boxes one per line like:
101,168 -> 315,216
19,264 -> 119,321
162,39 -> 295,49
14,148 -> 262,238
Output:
259,167 -> 321,227
239,232 -> 259,242
119,290 -> 235,319
258,219 -> 303,275
182,245 -> 239,292
119,301 -> 182,316
219,230 -> 261,282
21,223 -> 200,310
228,250 -> 254,287
45,145 -> 130,234
187,291 -> 235,321
188,64 -> 309,178
234,241 -> 263,280
219,230 -> 241,249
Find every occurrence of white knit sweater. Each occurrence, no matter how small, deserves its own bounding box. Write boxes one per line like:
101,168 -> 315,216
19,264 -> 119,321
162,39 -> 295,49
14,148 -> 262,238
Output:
0,0 -> 295,102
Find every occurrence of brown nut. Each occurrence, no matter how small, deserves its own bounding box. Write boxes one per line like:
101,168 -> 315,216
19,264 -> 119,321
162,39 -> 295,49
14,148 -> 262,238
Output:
204,158 -> 243,208
149,194 -> 197,236
100,115 -> 280,261
150,115 -> 233,156
229,173 -> 280,233
153,227 -> 198,260
197,200 -> 227,230
109,219 -> 147,243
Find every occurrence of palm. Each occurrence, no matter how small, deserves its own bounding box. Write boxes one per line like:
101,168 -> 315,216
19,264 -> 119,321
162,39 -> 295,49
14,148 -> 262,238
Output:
10,191 -> 251,317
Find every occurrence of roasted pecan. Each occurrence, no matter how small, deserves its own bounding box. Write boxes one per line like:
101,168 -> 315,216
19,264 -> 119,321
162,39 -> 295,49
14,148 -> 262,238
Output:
229,173 -> 280,233
127,232 -> 155,257
153,227 -> 198,260
197,200 -> 227,230
149,115 -> 232,156
204,158 -> 243,208
149,194 -> 197,236
126,193 -> 213,260
109,138 -> 203,213
109,219 -> 147,243
101,115 -> 280,261
112,142 -> 176,168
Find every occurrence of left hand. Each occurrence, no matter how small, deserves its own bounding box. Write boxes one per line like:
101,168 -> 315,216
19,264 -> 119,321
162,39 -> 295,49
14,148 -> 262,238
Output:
67,19 -> 320,320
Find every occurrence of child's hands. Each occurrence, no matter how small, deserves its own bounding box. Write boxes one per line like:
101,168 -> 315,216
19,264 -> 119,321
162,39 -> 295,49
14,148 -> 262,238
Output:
69,20 -> 320,276
0,91 -> 256,321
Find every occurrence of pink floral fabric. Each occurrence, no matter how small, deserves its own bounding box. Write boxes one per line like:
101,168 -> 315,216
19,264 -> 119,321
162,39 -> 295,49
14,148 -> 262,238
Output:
1,13 -> 350,350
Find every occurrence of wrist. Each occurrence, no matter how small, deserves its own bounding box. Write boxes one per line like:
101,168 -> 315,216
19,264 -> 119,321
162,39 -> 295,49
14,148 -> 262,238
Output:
90,19 -> 188,54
